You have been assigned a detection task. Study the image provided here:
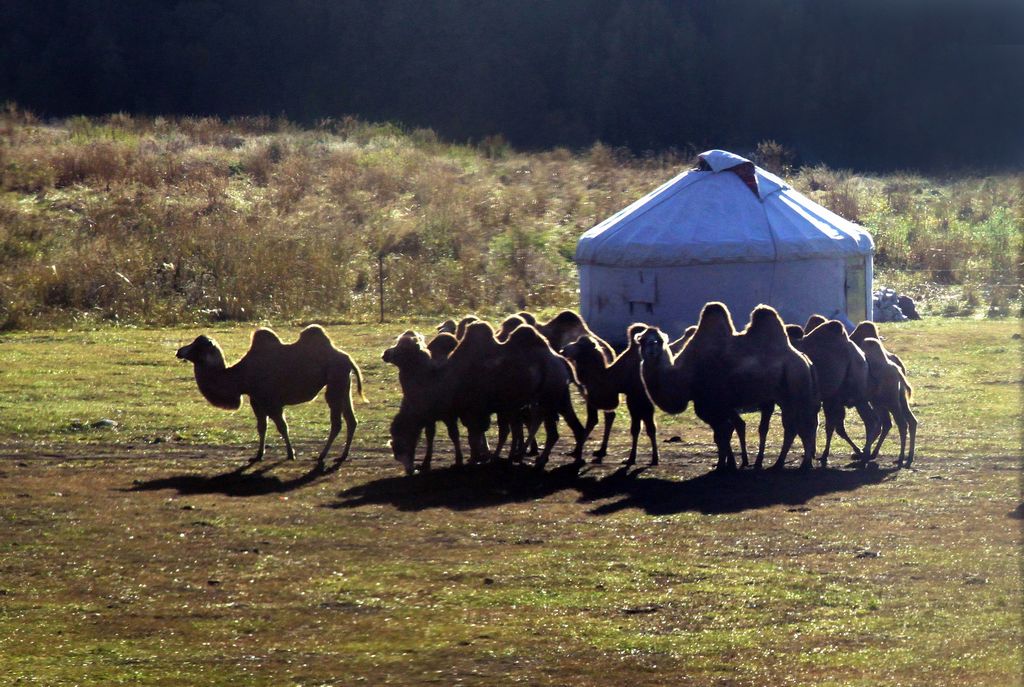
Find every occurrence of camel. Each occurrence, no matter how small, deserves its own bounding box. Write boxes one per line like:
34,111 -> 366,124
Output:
850,321 -> 907,372
521,309 -> 619,455
382,331 -> 462,471
639,302 -> 818,471
176,326 -> 363,464
860,337 -> 917,466
450,321 -> 586,468
388,321 -> 586,475
560,324 -> 659,466
791,320 -> 880,462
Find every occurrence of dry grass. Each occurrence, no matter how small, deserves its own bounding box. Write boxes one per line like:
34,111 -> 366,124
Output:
1,109 -> 1021,329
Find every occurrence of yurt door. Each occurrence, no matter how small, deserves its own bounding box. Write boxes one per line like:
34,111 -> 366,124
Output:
845,258 -> 868,322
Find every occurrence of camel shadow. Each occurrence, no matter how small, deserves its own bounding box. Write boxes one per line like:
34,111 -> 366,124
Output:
576,463 -> 899,515
325,459 -> 897,514
126,457 -> 346,498
326,460 -> 586,512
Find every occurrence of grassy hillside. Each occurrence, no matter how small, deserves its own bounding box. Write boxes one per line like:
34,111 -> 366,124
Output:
1,108 -> 1021,330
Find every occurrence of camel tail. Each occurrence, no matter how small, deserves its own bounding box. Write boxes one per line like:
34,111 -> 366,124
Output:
899,367 -> 913,403
350,357 -> 366,402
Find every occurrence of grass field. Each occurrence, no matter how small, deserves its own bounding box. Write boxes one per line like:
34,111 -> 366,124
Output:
0,317 -> 1020,685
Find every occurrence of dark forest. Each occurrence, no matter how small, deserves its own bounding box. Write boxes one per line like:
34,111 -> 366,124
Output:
1,0 -> 1022,171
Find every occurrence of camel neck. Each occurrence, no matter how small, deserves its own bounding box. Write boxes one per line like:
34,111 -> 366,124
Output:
194,360 -> 243,410
641,352 -> 690,414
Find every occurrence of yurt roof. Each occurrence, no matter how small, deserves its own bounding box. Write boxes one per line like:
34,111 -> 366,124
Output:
574,149 -> 874,267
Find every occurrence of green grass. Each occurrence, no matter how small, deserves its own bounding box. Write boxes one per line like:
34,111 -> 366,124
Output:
0,318 -> 1020,685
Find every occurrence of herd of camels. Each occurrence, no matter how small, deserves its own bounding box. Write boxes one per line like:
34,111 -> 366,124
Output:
175,302 -> 917,477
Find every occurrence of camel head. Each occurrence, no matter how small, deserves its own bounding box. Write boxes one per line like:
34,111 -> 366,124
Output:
436,319 -> 457,335
382,331 -> 430,367
175,335 -> 226,369
560,335 -> 605,366
638,327 -> 671,363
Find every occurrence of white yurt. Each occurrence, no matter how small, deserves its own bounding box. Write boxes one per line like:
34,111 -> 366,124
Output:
575,149 -> 874,346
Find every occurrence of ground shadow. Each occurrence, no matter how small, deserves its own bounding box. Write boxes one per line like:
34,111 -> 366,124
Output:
126,457 -> 347,497
325,458 -> 898,514
577,463 -> 898,515
327,460 -> 587,511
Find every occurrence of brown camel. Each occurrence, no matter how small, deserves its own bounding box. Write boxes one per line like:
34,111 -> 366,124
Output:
176,326 -> 363,464
639,302 -> 818,471
561,323 -> 659,466
521,310 -> 619,455
383,331 -> 464,472
791,320 -> 879,462
389,321 -> 586,475
860,337 -> 917,466
450,321 -> 586,468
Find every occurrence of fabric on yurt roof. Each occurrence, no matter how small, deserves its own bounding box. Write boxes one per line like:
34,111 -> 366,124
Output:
574,149 -> 874,267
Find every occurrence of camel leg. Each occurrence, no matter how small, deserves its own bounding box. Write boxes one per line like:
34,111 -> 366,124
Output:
253,409 -> 268,462
534,413 -> 559,470
632,397 -> 658,466
797,404 -> 818,470
645,416 -> 659,466
853,402 -> 880,458
820,401 -> 841,465
269,410 -> 294,461
592,410 -> 616,462
756,404 -> 774,468
561,394 -> 587,465
712,421 -> 737,472
893,408 -> 909,467
493,413 -> 510,461
902,393 -> 917,467
421,422 -> 436,471
870,411 -> 892,462
770,408 -> 797,471
584,404 -> 601,456
322,382 -> 357,464
623,412 -> 641,466
731,412 -> 748,468
445,418 -> 464,467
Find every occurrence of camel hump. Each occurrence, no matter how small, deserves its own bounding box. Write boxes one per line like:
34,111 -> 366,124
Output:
250,328 -> 283,351
455,315 -> 482,339
547,310 -> 585,328
858,337 -> 888,364
507,324 -> 550,350
427,332 -> 458,359
743,305 -> 788,348
497,314 -> 527,341
456,321 -> 498,354
850,320 -> 881,344
807,319 -> 847,341
515,310 -> 538,326
785,324 -> 805,343
695,302 -> 736,340
299,324 -> 331,343
804,314 -> 828,332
